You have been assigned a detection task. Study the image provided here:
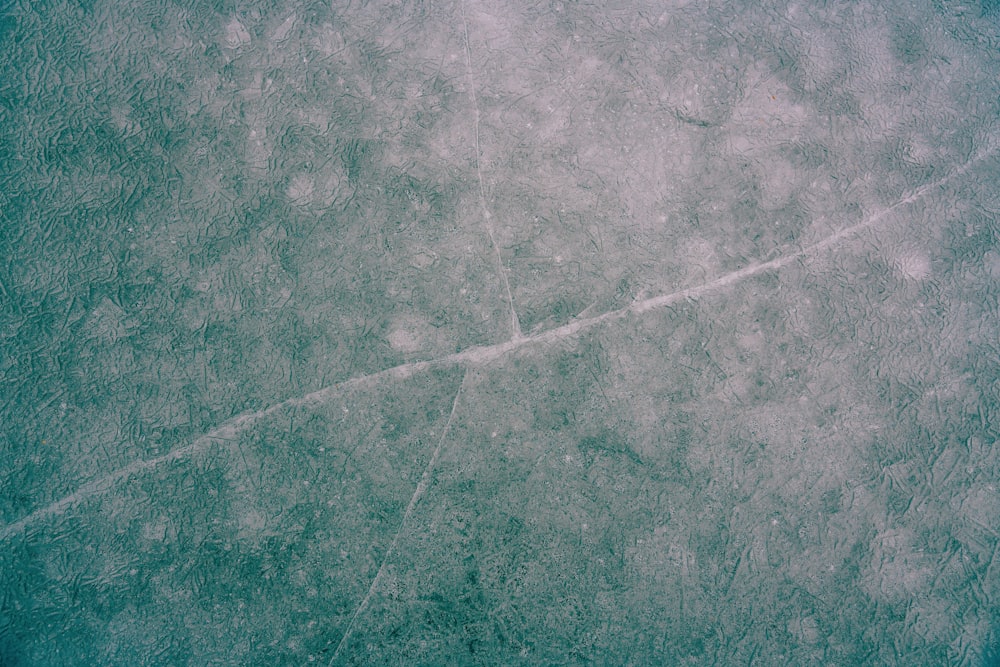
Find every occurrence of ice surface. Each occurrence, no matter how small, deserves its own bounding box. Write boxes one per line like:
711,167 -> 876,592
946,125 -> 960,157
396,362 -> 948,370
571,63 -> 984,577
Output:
1,0 -> 999,664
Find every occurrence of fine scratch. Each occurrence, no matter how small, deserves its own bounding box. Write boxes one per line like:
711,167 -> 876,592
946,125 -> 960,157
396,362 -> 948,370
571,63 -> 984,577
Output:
327,370 -> 468,665
460,0 -> 523,340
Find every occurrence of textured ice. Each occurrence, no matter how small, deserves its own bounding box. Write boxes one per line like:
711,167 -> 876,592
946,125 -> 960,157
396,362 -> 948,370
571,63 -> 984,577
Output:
1,0 -> 999,665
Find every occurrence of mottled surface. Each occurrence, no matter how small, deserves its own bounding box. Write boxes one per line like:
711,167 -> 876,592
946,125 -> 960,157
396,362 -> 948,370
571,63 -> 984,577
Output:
1,0 -> 999,664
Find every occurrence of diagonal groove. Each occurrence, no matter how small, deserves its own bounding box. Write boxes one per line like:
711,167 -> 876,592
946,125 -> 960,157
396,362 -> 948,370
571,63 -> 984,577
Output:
327,369 -> 468,666
0,142 -> 994,542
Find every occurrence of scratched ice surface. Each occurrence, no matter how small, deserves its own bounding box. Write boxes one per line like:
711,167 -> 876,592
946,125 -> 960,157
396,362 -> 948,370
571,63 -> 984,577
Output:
1,0 -> 999,664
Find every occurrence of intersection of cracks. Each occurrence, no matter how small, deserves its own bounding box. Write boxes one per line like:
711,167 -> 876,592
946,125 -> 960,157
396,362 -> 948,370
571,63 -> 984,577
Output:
0,139 -> 993,543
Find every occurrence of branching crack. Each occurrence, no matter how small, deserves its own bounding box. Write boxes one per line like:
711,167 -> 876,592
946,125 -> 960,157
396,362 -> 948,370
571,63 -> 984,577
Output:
0,137 -> 993,543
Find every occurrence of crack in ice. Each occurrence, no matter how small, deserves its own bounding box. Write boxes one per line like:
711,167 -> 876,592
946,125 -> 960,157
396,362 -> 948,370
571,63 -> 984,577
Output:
327,370 -> 468,665
461,0 -> 523,340
0,140 -> 994,542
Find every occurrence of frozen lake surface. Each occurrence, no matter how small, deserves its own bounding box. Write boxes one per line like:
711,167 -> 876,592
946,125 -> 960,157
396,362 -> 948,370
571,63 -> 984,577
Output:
2,0 -> 999,664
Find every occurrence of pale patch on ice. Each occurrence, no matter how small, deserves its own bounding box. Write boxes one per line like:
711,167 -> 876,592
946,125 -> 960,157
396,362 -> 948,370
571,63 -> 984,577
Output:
892,250 -> 932,281
908,135 -> 938,164
387,313 -> 443,354
83,298 -> 128,343
387,328 -> 422,354
224,17 -> 251,49
271,13 -> 296,44
311,23 -> 346,58
758,156 -> 800,209
864,526 -> 932,603
983,250 -> 1000,279
246,116 -> 270,171
679,236 -> 720,281
286,174 -> 315,205
111,105 -> 141,138
142,520 -> 168,542
239,509 -> 266,531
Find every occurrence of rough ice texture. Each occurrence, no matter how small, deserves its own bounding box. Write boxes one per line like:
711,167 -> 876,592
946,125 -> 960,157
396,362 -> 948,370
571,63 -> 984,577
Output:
1,0 -> 999,664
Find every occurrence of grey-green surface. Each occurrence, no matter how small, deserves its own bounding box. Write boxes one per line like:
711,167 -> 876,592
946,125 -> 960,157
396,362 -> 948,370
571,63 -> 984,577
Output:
1,0 -> 999,664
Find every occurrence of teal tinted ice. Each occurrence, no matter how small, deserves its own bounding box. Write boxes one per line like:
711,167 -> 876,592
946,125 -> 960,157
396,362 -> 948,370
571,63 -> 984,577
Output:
1,0 -> 999,664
